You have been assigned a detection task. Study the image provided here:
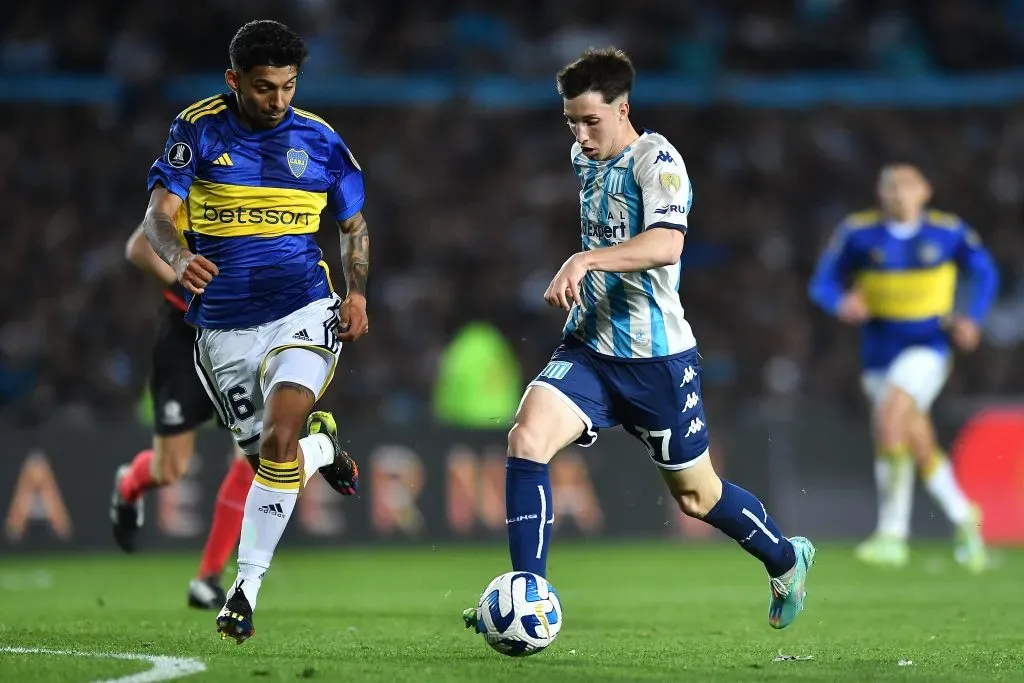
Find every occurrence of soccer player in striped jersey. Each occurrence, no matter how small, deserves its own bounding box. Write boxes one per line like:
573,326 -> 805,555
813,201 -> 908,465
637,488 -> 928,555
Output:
809,164 -> 998,572
463,48 -> 815,633
142,20 -> 365,642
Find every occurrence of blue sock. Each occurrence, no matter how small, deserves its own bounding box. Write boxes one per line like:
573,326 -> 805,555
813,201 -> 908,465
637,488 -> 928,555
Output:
703,480 -> 796,578
505,458 -> 552,577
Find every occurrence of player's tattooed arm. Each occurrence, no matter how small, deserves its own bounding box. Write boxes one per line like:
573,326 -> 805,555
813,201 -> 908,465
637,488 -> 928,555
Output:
143,186 -> 218,295
336,212 -> 369,341
338,211 -> 369,297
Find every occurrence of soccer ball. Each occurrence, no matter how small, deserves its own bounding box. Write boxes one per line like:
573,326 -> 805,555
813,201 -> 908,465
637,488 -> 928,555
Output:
475,571 -> 562,657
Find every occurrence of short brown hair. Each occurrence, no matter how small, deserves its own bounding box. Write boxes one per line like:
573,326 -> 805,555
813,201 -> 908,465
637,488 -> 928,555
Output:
556,47 -> 635,103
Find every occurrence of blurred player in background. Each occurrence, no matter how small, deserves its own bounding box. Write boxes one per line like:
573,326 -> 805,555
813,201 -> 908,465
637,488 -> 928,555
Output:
809,164 -> 998,572
110,223 -> 253,610
142,20 -> 365,642
464,47 -> 815,633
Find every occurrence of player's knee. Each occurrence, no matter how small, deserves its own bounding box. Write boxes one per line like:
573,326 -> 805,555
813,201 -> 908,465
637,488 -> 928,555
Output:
507,423 -> 555,465
674,485 -> 720,518
159,456 -> 187,484
662,460 -> 722,518
152,442 -> 189,484
876,391 -> 914,451
906,421 -> 935,468
260,423 -> 301,463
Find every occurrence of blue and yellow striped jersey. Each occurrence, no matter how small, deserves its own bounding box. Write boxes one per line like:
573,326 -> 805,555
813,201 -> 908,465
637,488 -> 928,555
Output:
147,93 -> 364,329
808,209 -> 998,370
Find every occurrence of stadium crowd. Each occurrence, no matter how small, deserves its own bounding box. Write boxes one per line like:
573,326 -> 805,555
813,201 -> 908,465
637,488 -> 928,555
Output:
0,1 -> 1022,426
3,0 -> 1024,77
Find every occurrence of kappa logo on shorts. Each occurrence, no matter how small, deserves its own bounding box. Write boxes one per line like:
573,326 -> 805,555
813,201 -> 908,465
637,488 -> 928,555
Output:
680,366 -> 696,386
682,392 -> 699,411
292,328 -> 313,342
539,361 -> 573,381
685,417 -> 705,437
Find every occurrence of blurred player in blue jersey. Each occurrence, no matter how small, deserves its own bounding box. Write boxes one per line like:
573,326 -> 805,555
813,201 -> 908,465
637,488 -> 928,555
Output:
463,48 -> 815,632
142,20 -> 367,642
809,164 -> 997,572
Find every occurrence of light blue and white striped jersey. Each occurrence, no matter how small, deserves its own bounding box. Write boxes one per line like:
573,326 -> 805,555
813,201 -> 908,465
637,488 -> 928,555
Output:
563,131 -> 696,359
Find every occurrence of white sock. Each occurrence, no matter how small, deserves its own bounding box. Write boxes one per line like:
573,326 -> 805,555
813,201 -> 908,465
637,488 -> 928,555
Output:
923,456 -> 972,525
875,456 -> 914,539
230,458 -> 300,611
298,433 -> 335,486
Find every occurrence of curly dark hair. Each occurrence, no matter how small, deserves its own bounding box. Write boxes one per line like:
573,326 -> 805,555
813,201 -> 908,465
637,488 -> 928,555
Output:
229,20 -> 308,73
556,47 -> 635,103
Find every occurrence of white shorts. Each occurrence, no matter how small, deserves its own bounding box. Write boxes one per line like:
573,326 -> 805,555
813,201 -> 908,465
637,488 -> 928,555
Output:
193,296 -> 342,455
860,346 -> 951,414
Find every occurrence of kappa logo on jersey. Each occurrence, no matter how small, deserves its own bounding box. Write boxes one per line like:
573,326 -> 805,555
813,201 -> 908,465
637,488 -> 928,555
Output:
683,392 -> 700,411
655,151 -> 675,164
685,417 -> 705,437
680,366 -> 697,386
286,148 -> 309,178
539,361 -> 573,381
167,142 -> 192,169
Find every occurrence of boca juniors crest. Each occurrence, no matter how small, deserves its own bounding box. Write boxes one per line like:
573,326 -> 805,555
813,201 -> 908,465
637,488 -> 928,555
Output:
917,241 -> 941,265
287,148 -> 309,178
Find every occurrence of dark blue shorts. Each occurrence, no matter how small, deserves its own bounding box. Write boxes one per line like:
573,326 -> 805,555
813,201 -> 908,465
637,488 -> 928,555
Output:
529,341 -> 710,470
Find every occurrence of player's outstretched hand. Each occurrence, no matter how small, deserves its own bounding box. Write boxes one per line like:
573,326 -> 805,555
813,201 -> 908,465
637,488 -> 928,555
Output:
174,251 -> 218,295
837,290 -> 869,325
951,315 -> 981,353
544,253 -> 589,311
338,293 -> 368,341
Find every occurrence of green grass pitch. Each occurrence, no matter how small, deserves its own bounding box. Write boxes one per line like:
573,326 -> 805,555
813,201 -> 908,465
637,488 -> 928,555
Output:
1,541 -> 1022,682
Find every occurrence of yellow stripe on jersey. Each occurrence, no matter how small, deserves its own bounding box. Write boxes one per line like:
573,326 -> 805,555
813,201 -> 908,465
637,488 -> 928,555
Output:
177,95 -> 222,121
293,108 -> 334,131
318,260 -> 335,293
855,263 -> 956,320
845,209 -> 881,228
186,180 -> 327,237
187,103 -> 227,123
172,203 -> 190,245
926,210 -> 961,229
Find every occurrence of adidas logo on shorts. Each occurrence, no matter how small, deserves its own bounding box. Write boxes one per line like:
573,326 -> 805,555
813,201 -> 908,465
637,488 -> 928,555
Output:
292,329 -> 313,342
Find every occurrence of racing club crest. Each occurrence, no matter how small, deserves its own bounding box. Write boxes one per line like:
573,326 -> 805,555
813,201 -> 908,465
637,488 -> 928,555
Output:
286,148 -> 309,178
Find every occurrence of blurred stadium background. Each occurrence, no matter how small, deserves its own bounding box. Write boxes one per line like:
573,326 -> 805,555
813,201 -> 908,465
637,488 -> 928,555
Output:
2,0 -> 1024,575
4,2 -> 1024,680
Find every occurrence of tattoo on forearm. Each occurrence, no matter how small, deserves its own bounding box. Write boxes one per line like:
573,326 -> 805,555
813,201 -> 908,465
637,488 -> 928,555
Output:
143,212 -> 184,269
339,213 -> 369,296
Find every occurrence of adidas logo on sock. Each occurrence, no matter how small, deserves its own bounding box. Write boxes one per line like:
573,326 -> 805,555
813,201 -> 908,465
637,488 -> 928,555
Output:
293,328 -> 313,342
258,503 -> 285,518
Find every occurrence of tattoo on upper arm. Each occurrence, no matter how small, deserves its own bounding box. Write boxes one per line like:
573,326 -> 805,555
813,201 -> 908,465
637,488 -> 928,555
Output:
339,212 -> 369,296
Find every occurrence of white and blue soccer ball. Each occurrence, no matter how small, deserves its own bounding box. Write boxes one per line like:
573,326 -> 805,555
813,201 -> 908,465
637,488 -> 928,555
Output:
475,571 -> 563,657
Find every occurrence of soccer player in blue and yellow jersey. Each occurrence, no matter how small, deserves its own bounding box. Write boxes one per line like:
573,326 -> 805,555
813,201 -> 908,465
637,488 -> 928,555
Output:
464,48 -> 814,635
142,20 -> 366,642
809,163 -> 998,572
